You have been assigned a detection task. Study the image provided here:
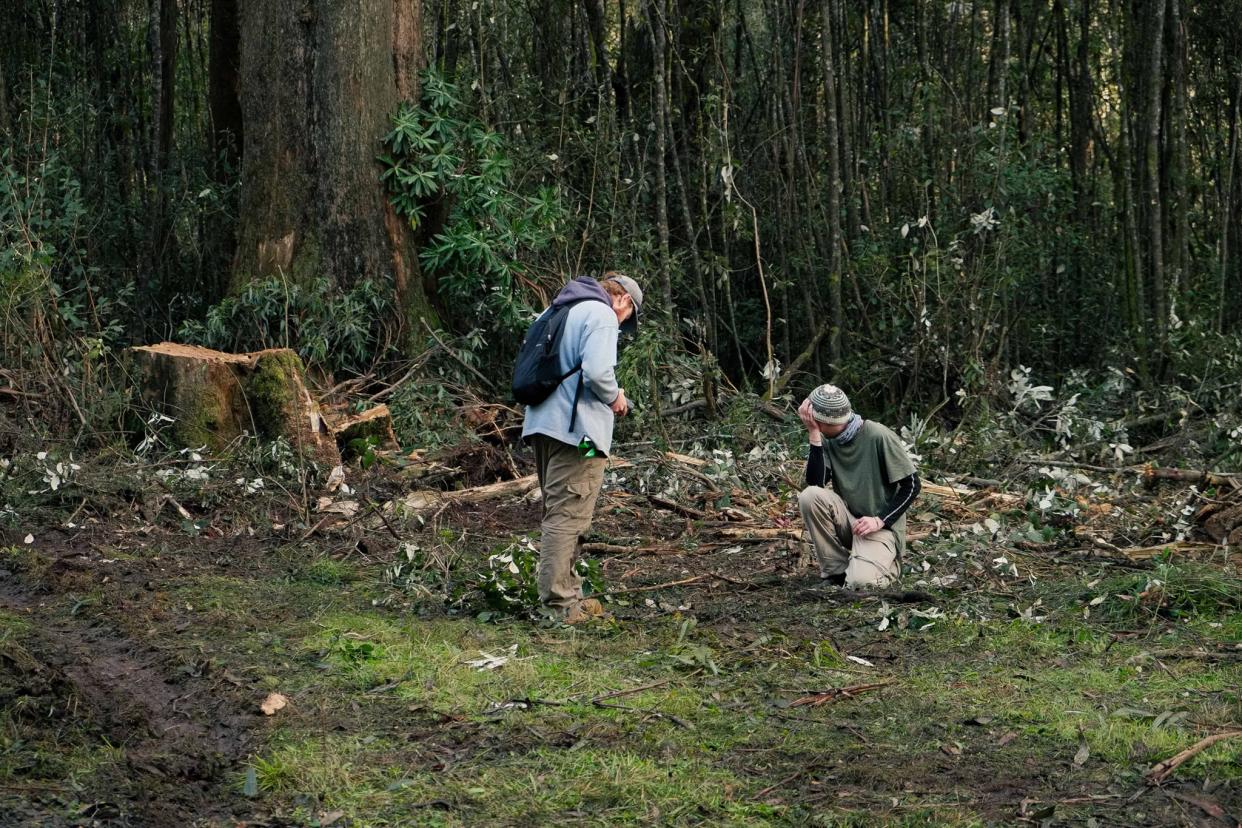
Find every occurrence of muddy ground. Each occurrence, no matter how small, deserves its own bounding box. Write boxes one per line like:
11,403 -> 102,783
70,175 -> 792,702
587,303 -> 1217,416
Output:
1,447 -> 1239,826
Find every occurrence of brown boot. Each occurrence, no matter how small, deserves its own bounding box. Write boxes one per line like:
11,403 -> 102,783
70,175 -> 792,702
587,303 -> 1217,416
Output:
563,597 -> 606,624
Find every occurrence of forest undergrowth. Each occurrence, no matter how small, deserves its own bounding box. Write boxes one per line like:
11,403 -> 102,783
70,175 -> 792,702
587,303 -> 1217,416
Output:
2,339 -> 1240,826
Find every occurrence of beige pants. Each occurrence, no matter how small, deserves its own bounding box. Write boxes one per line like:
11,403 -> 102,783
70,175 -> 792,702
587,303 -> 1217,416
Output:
798,486 -> 899,588
533,435 -> 607,609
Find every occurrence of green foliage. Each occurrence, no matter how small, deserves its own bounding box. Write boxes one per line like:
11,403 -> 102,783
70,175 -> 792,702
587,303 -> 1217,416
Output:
336,638 -> 383,666
1092,560 -> 1242,624
0,152 -> 133,350
380,70 -> 569,336
474,537 -> 600,619
380,534 -> 602,620
178,276 -> 393,375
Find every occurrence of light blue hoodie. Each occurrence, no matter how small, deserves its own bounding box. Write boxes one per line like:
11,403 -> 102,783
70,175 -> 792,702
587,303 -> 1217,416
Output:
520,278 -> 621,455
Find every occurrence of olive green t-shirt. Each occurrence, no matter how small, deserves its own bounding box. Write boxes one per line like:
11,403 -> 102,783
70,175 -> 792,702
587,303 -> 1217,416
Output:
823,421 -> 917,555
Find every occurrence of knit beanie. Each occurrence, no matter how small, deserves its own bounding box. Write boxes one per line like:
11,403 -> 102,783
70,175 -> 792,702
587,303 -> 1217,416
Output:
809,384 -> 853,425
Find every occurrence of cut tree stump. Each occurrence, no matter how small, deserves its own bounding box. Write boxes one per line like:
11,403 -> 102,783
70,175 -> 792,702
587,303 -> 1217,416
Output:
128,342 -> 340,465
328,404 -> 400,455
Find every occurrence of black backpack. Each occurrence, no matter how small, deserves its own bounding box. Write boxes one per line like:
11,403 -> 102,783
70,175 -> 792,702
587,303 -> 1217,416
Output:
512,299 -> 602,431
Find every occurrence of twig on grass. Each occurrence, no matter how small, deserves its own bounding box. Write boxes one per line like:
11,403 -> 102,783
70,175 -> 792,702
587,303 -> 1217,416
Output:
754,769 -> 808,799
592,700 -> 693,730
788,680 -> 894,708
601,575 -> 707,596
799,588 -> 938,604
1146,729 -> 1242,784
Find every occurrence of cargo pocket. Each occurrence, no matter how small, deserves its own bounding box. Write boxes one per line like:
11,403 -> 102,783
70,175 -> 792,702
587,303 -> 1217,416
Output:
564,480 -> 597,526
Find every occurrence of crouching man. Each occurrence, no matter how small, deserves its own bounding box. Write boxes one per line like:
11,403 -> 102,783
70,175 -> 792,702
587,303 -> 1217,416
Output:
796,384 -> 921,588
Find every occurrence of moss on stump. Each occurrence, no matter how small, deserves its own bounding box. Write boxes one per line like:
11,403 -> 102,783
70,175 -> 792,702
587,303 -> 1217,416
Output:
127,343 -> 341,466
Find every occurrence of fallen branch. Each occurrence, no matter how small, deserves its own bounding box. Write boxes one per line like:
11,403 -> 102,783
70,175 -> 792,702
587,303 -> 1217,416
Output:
592,700 -> 693,729
788,680 -> 893,708
647,495 -> 706,519
1143,466 -> 1241,487
601,575 -> 707,596
664,450 -> 707,467
1111,540 -> 1221,561
1146,730 -> 1242,785
661,399 -> 708,417
397,474 -> 539,513
805,588 -> 938,604
591,679 -> 674,702
716,525 -> 803,541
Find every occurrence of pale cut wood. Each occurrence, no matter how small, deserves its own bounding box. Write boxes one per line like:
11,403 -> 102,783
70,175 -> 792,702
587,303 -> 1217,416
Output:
329,404 -> 399,452
128,342 -> 340,465
398,474 -> 539,513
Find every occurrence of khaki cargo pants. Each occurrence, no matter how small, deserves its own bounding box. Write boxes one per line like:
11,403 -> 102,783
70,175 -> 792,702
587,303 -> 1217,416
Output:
533,435 -> 607,610
798,486 -> 899,588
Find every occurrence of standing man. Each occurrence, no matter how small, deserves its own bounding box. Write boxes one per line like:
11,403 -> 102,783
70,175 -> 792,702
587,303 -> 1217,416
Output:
796,384 -> 921,588
521,272 -> 643,623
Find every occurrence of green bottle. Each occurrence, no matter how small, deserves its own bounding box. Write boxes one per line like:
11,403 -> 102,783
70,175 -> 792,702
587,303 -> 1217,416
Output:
578,436 -> 597,457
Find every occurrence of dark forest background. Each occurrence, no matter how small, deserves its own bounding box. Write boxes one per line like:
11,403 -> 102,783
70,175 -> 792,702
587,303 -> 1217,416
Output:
3,0 -> 1241,442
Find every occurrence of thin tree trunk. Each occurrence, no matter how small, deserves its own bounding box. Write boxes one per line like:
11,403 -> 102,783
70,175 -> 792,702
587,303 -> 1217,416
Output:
582,0 -> 613,91
986,0 -> 1010,117
1166,0 -> 1188,320
834,0 -> 859,244
645,0 -> 675,317
1142,0 -> 1167,355
1116,54 -> 1148,368
821,0 -> 844,364
1220,71 -> 1241,331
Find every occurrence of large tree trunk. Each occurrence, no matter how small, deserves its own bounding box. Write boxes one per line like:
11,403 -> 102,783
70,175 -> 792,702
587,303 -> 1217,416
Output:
232,0 -> 434,329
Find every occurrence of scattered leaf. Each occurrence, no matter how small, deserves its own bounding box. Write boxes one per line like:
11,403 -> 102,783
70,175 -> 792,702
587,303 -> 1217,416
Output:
1074,740 -> 1090,766
464,643 -> 519,671
845,655 -> 875,667
261,692 -> 289,715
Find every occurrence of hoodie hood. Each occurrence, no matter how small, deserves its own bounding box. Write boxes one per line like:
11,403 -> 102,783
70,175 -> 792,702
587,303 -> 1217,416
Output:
551,276 -> 611,308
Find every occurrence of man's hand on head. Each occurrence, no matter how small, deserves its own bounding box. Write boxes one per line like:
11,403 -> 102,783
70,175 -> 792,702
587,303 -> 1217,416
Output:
797,398 -> 821,443
852,516 -> 885,536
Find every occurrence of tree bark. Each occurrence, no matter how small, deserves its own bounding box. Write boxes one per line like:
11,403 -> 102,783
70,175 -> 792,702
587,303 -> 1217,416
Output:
645,0 -> 675,317
820,0 -> 844,365
232,0 -> 434,330
1142,0 -> 1167,356
985,0 -> 1010,117
152,0 -> 177,171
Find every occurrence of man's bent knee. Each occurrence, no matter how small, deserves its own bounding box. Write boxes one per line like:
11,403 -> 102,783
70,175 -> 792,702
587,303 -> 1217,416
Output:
798,486 -> 828,513
845,555 -> 897,589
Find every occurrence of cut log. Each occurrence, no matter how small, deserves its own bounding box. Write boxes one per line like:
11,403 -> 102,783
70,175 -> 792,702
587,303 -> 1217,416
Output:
396,473 -> 539,514
128,342 -> 340,465
1201,501 -> 1242,546
716,526 -> 804,541
328,404 -> 400,455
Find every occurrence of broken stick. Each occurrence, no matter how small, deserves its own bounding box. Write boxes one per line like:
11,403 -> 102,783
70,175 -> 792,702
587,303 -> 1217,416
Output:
788,680 -> 893,708
1146,730 -> 1242,784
